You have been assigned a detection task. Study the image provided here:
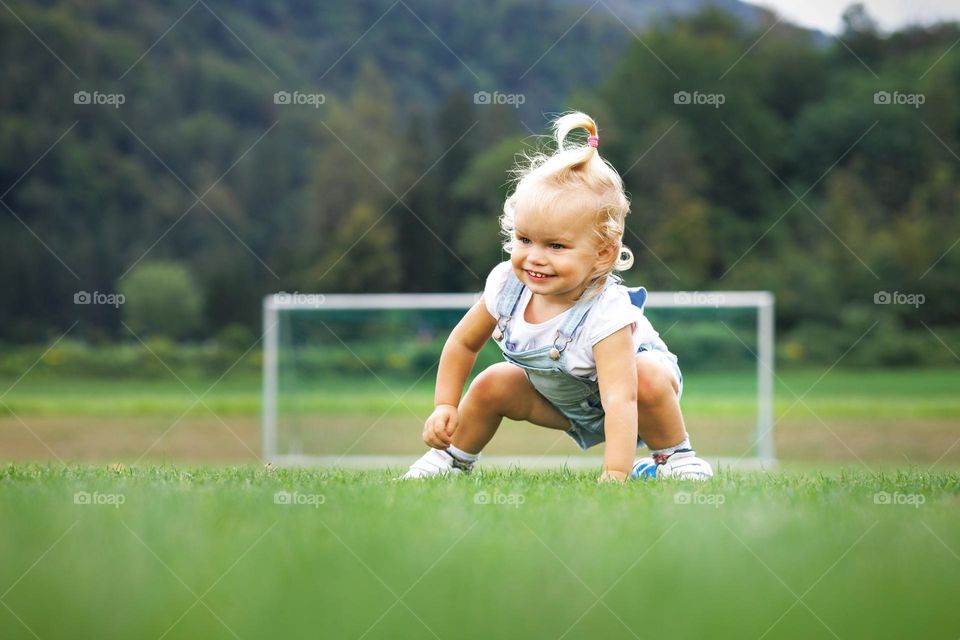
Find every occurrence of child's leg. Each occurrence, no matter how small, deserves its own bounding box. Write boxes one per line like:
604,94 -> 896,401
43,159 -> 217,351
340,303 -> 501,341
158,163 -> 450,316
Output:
450,362 -> 571,454
631,353 -> 714,479
634,353 -> 687,450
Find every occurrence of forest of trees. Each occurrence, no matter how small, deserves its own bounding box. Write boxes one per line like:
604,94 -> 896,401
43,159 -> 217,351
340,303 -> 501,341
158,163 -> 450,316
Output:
2,1 -> 958,367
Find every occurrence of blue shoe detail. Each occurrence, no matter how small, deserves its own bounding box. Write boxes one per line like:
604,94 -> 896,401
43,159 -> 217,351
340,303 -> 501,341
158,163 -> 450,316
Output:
630,458 -> 657,480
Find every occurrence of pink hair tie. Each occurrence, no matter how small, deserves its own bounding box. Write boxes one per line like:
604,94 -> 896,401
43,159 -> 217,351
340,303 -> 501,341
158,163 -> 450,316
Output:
587,135 -> 599,148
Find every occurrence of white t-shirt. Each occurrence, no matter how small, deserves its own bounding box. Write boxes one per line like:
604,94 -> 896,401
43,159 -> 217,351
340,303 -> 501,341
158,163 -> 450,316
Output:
482,261 -> 667,381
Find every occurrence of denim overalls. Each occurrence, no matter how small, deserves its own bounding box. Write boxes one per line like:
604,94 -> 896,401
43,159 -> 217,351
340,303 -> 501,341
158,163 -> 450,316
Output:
491,273 -> 682,450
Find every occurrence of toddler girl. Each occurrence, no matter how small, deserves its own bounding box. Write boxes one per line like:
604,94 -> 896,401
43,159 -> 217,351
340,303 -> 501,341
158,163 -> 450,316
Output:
402,112 -> 713,482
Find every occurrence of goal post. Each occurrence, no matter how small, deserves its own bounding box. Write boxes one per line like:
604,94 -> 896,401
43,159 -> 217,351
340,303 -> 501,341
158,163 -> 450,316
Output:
262,290 -> 775,469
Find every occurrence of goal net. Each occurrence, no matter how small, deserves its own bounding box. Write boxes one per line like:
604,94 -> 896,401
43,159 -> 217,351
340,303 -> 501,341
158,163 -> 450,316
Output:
262,290 -> 775,470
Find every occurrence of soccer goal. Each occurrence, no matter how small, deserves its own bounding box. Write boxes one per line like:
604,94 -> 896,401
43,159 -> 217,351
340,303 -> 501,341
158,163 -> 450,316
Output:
262,290 -> 775,470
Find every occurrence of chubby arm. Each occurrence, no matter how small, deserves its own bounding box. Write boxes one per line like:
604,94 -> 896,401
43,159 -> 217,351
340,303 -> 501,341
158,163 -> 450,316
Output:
422,298 -> 498,448
593,326 -> 638,482
435,298 -> 498,406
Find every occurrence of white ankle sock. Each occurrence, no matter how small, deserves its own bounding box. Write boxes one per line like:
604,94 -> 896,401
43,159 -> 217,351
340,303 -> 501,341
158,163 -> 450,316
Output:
447,445 -> 480,463
650,436 -> 692,457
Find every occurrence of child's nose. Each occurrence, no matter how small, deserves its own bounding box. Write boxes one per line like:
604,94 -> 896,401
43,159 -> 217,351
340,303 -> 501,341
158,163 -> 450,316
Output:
527,244 -> 548,263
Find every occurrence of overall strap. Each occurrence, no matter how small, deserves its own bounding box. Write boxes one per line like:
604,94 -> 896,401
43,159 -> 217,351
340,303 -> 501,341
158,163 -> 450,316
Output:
496,270 -> 525,318
552,279 -> 613,353
557,291 -> 596,338
492,269 -> 525,342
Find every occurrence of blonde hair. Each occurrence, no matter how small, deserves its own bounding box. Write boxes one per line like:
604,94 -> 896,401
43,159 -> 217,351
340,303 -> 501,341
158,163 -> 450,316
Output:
500,112 -> 633,294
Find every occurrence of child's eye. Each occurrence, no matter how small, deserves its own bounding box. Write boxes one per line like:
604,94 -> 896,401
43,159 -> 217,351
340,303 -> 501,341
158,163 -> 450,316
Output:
517,237 -> 532,245
549,243 -> 565,250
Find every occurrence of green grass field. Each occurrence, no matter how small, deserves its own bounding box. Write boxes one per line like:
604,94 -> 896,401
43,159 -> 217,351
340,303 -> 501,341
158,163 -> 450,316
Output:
1,464 -> 958,639
3,369 -> 959,418
1,369 -> 958,637
2,368 -> 958,465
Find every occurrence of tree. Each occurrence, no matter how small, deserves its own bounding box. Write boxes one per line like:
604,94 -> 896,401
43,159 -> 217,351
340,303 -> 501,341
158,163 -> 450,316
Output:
309,201 -> 400,292
119,261 -> 204,339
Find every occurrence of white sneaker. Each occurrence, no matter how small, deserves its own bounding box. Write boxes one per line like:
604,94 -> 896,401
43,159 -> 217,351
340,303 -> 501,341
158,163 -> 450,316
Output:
630,450 -> 714,481
657,450 -> 714,481
399,449 -> 472,479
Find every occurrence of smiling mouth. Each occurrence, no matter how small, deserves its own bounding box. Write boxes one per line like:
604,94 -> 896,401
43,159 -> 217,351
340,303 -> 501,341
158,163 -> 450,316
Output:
525,270 -> 554,280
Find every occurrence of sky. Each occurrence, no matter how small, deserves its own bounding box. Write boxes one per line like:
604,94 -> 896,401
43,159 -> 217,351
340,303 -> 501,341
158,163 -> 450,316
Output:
742,0 -> 960,34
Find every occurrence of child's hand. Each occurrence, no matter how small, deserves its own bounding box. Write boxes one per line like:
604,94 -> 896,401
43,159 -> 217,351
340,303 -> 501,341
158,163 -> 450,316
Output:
423,404 -> 459,449
597,469 -> 627,483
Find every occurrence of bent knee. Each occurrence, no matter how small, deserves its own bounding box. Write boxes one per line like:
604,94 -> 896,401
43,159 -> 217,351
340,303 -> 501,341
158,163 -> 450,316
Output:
635,356 -> 678,407
468,363 -> 527,408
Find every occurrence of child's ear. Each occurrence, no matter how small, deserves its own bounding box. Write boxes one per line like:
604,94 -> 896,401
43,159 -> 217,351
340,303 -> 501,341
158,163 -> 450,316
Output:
595,242 -> 617,269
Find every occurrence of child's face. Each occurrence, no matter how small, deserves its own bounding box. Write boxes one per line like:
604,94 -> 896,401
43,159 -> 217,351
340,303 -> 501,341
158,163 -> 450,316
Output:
511,205 -> 612,302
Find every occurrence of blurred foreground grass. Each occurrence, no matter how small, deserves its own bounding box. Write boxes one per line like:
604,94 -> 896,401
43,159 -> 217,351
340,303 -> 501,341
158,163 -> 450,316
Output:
0,464 -> 958,639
